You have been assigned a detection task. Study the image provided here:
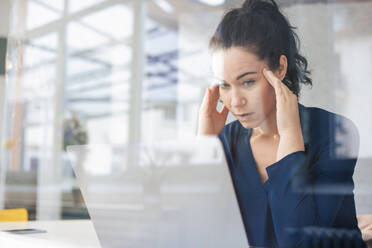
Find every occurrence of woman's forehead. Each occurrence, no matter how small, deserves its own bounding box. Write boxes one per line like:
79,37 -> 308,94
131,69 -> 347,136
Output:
212,48 -> 264,78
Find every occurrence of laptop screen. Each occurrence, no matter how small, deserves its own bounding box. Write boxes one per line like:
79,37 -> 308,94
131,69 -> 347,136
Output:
67,136 -> 249,248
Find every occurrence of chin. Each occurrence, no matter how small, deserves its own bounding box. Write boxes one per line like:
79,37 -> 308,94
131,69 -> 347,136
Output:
238,120 -> 259,130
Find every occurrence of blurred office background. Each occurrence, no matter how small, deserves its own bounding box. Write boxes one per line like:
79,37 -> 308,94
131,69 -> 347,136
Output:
0,0 -> 371,221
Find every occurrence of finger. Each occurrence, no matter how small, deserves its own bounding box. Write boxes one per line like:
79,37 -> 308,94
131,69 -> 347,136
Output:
263,68 -> 285,98
263,68 -> 295,96
200,88 -> 211,108
208,85 -> 220,109
200,86 -> 219,114
263,68 -> 280,90
209,84 -> 220,102
219,104 -> 229,118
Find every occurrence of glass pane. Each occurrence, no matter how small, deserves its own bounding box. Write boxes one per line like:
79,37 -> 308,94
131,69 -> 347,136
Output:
141,18 -> 178,141
69,0 -> 106,13
80,4 -> 133,40
2,0 -> 371,236
35,0 -> 65,13
5,35 -> 57,171
3,32 -> 58,219
67,22 -> 109,52
142,2 -> 222,142
24,33 -> 58,68
26,1 -> 61,30
65,2 -> 133,150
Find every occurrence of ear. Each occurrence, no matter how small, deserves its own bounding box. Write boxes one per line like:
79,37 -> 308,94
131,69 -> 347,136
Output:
276,55 -> 288,81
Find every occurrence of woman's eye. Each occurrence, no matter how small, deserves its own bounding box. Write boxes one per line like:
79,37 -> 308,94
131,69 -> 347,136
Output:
219,83 -> 230,89
243,80 -> 255,86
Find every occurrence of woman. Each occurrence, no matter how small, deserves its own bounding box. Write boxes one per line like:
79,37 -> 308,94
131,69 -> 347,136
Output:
198,0 -> 366,247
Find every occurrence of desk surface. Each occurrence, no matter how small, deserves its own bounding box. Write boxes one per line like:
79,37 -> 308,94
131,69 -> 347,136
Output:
0,220 -> 101,247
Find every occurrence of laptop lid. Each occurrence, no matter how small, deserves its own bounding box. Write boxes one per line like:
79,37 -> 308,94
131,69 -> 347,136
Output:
67,136 -> 248,248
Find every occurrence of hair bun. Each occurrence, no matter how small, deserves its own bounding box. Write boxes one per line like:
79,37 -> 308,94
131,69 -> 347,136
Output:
242,0 -> 278,12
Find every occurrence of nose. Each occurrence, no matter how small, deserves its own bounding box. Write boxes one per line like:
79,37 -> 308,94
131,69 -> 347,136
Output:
230,89 -> 247,108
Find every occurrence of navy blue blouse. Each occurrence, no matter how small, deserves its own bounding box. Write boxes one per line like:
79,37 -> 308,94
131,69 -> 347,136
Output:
218,104 -> 366,248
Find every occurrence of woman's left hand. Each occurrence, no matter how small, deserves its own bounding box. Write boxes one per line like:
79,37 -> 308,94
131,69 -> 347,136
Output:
263,68 -> 305,161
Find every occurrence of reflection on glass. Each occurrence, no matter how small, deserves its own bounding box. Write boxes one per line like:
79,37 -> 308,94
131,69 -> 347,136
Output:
26,1 -> 61,30
142,16 -> 178,141
2,30 -> 58,219
68,0 -> 106,13
63,3 -> 135,212
36,0 -> 65,13
80,4 -> 134,40
65,3 -> 134,145
67,22 -> 109,52
0,2 -> 370,245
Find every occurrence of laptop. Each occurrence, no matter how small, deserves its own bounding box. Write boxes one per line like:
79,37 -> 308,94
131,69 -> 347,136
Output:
67,136 -> 249,248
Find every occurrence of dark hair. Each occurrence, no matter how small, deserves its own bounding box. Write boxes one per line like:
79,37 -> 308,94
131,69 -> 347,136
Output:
209,0 -> 312,96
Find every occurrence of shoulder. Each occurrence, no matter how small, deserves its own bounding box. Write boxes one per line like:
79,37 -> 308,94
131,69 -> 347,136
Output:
299,104 -> 359,158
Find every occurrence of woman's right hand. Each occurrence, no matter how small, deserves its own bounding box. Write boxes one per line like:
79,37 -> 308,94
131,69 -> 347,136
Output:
197,85 -> 229,136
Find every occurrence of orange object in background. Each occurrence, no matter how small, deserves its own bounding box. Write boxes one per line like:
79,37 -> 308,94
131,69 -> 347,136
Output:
0,208 -> 28,222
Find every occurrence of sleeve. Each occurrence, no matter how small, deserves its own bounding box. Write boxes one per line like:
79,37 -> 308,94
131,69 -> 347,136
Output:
262,122 -> 366,247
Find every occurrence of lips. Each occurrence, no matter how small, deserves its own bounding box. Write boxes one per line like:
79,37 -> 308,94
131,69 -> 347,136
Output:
236,112 -> 254,116
235,112 -> 254,121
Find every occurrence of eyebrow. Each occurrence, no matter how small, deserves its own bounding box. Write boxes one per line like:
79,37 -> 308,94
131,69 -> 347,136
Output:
215,71 -> 257,84
236,71 -> 257,80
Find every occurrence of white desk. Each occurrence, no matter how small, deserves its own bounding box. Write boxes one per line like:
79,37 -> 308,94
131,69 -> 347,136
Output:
0,220 -> 101,248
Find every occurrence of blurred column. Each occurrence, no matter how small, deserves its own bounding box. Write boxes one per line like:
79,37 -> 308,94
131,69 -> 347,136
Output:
8,0 -> 26,173
36,0 -> 68,220
128,0 -> 146,168
0,0 -> 10,208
